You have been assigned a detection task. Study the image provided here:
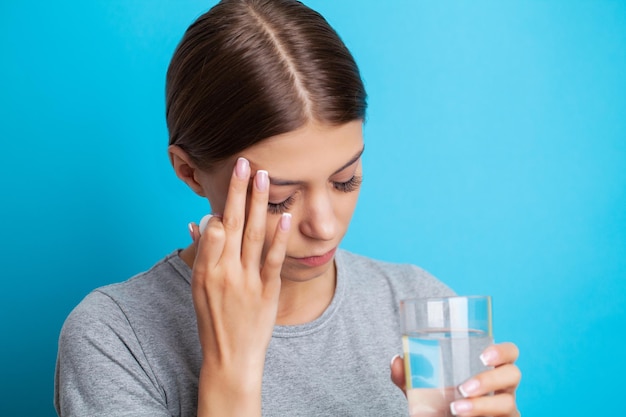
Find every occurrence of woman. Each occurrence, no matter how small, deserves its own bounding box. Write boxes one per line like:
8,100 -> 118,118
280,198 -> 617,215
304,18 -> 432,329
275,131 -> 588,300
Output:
55,0 -> 521,416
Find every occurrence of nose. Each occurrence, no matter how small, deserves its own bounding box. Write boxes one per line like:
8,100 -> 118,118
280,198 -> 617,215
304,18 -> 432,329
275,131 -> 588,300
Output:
298,190 -> 337,241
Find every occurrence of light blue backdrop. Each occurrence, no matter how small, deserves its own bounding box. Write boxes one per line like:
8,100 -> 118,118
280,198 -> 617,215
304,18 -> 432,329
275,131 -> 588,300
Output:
2,1 -> 624,416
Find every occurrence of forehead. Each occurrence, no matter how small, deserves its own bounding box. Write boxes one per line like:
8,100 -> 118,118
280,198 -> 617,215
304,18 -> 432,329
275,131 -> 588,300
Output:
242,121 -> 364,178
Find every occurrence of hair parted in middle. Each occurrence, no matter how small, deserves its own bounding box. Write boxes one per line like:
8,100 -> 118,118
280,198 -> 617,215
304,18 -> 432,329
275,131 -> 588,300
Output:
166,0 -> 367,169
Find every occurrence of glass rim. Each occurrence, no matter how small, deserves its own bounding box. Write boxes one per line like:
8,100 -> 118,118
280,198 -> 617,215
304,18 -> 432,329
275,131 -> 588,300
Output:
400,295 -> 491,306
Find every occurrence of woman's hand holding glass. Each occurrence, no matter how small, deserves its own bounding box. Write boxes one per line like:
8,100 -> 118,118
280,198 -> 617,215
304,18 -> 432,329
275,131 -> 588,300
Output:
189,157 -> 291,417
391,342 -> 521,416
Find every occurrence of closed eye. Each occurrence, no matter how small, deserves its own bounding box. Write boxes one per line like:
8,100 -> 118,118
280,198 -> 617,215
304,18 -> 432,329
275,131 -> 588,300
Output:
267,195 -> 295,215
332,175 -> 362,192
267,176 -> 362,214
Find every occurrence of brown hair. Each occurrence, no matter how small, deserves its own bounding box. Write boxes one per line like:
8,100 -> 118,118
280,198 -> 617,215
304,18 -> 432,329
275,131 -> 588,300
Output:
165,0 -> 367,169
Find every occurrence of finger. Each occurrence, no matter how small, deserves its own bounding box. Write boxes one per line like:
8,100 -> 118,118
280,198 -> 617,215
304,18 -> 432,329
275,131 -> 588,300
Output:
191,223 -> 201,243
389,355 -> 406,394
188,222 -> 195,242
480,342 -> 519,367
458,364 -> 522,398
241,170 -> 269,269
260,213 -> 291,296
221,157 -> 251,258
195,215 -> 226,270
188,222 -> 200,253
450,392 -> 517,416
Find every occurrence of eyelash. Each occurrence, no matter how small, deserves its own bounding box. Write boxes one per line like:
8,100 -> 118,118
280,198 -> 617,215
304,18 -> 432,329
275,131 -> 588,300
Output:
333,175 -> 362,193
267,175 -> 363,215
267,195 -> 296,215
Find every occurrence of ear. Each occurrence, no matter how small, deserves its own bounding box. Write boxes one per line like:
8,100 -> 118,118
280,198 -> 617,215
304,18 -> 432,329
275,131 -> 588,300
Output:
168,145 -> 206,197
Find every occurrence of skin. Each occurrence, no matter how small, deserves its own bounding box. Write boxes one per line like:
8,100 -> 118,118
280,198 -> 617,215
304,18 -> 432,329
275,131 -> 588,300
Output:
169,120 -> 522,417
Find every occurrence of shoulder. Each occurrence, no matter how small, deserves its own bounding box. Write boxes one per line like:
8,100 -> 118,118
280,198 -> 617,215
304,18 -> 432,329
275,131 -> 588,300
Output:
55,257 -> 185,417
336,249 -> 455,300
59,251 -> 190,347
55,252 -> 192,415
57,290 -> 132,365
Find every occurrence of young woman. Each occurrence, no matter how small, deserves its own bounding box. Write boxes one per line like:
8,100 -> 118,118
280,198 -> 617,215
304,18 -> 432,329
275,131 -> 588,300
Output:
55,1 -> 521,416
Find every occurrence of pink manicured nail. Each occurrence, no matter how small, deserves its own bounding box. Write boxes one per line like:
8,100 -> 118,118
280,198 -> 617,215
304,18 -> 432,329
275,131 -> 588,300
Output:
235,157 -> 249,179
450,400 -> 473,415
280,213 -> 292,231
255,170 -> 269,191
458,379 -> 480,397
480,349 -> 498,366
188,222 -> 194,239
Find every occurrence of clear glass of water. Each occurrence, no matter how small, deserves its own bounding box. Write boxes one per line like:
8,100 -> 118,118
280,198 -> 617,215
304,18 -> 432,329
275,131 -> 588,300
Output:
400,295 -> 493,417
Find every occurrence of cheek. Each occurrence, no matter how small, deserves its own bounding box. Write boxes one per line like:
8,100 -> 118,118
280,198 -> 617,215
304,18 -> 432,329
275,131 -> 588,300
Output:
337,191 -> 360,224
204,183 -> 229,215
201,168 -> 233,215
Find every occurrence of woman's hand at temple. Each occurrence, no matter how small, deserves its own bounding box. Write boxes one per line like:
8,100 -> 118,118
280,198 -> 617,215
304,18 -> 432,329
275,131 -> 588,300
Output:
189,157 -> 291,417
390,342 -> 522,417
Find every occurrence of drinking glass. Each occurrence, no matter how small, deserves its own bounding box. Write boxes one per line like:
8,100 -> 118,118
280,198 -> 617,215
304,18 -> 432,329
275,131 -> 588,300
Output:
400,296 -> 493,417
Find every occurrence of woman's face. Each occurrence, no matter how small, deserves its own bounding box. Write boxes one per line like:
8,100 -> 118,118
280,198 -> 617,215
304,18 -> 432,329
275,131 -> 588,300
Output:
198,120 -> 364,283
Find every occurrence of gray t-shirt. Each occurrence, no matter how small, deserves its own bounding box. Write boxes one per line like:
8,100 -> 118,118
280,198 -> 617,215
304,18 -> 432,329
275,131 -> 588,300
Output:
55,249 -> 453,416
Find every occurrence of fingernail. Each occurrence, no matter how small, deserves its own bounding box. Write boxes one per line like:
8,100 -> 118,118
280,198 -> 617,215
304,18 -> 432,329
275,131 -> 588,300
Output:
199,214 -> 213,234
450,400 -> 473,415
458,379 -> 480,397
279,213 -> 291,231
480,348 -> 498,366
235,157 -> 249,179
390,354 -> 401,368
255,170 -> 269,191
188,222 -> 194,239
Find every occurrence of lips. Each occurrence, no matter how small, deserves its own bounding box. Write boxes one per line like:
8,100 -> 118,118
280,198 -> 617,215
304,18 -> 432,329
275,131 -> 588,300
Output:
292,247 -> 337,267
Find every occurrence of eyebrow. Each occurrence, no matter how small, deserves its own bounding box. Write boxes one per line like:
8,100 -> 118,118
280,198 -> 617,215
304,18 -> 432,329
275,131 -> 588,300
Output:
269,145 -> 365,186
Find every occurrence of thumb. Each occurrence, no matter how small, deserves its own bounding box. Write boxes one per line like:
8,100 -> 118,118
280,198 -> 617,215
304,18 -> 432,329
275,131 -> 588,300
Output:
390,354 -> 406,395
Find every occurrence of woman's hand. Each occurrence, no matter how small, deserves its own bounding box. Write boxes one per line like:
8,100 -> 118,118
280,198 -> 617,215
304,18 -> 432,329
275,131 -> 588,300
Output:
390,342 -> 522,417
190,157 -> 291,417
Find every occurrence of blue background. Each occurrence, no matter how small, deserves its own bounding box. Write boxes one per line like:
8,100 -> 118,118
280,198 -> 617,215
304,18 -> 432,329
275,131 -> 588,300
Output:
2,1 -> 624,415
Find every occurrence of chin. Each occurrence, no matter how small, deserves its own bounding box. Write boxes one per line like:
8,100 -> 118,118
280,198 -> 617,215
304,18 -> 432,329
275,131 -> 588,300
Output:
280,259 -> 335,283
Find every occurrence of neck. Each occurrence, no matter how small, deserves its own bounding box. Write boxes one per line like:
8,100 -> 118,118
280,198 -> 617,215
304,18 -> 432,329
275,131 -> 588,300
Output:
274,262 -> 336,325
178,244 -> 337,326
